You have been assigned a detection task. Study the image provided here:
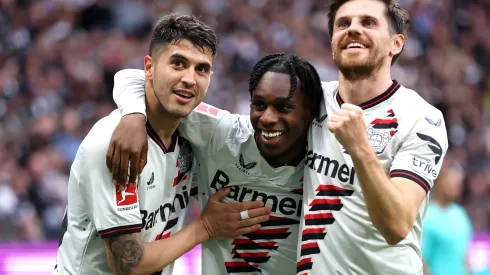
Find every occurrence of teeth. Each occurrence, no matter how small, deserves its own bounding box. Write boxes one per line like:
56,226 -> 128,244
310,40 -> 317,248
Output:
176,91 -> 192,98
262,131 -> 284,138
347,43 -> 366,49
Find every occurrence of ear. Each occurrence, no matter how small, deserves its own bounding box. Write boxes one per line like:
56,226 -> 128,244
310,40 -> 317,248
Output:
390,34 -> 405,57
143,55 -> 153,81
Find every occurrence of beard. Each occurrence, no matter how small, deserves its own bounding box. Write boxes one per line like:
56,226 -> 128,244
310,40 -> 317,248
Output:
333,48 -> 384,80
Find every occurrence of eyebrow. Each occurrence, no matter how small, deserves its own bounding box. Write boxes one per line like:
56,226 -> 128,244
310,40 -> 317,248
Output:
335,14 -> 379,23
252,94 -> 293,102
170,53 -> 212,70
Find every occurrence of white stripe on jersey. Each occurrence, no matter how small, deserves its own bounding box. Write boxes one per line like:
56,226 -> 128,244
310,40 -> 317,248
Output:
55,110 -> 195,275
298,81 -> 448,275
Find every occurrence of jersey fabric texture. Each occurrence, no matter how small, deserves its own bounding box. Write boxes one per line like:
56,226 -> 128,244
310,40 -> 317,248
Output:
422,203 -> 473,275
298,81 -> 448,275
54,109 -> 194,275
113,69 -> 304,275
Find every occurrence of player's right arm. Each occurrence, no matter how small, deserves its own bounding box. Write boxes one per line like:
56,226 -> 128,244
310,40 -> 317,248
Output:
102,187 -> 267,275
79,125 -> 270,275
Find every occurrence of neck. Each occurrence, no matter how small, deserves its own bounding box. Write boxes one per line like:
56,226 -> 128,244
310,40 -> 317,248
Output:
145,83 -> 182,146
338,65 -> 393,106
262,136 -> 306,166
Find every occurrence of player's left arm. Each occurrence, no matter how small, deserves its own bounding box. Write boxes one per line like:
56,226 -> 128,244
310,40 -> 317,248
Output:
329,104 -> 448,245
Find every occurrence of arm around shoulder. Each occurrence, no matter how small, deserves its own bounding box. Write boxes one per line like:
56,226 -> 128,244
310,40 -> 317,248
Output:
113,69 -> 147,117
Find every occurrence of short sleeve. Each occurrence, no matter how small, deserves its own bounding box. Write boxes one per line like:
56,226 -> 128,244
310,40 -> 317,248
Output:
390,114 -> 448,193
113,69 -> 147,118
178,103 -> 252,155
77,121 -> 143,238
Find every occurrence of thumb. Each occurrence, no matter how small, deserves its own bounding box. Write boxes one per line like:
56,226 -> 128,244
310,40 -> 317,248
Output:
209,187 -> 231,202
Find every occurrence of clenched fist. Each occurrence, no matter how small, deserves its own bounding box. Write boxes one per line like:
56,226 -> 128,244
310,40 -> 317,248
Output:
327,103 -> 370,155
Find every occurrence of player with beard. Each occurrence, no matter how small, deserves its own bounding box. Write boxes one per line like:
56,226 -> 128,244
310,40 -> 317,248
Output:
105,54 -> 324,275
297,0 -> 448,274
108,0 -> 448,274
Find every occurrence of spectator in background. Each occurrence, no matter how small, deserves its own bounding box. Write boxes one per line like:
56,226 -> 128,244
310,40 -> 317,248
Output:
422,160 -> 472,275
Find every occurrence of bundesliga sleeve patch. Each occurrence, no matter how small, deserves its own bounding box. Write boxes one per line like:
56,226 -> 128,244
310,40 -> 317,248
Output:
116,184 -> 138,208
197,102 -> 219,116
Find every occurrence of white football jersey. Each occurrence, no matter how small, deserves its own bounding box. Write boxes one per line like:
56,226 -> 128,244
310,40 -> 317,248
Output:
181,104 -> 304,275
54,109 -> 194,275
112,69 -> 304,275
298,81 -> 448,275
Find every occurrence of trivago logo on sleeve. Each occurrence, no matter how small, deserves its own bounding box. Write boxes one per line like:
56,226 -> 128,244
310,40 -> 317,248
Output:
116,184 -> 138,210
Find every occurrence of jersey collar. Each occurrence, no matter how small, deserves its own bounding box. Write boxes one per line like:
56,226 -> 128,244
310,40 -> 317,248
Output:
335,80 -> 400,110
145,122 -> 178,153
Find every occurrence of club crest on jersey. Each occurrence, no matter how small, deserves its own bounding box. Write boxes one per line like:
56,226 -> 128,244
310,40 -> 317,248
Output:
116,184 -> 138,211
177,142 -> 192,174
235,154 -> 257,175
366,109 -> 399,154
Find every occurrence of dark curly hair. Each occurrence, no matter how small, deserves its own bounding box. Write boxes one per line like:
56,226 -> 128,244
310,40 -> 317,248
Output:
149,13 -> 218,57
248,53 -> 324,119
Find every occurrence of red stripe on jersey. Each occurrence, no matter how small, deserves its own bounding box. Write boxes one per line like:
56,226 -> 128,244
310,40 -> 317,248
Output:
296,257 -> 312,267
225,262 -> 254,267
370,118 -> 398,125
316,185 -> 349,191
305,213 -> 333,220
302,228 -> 326,235
309,199 -> 341,206
301,243 -> 319,249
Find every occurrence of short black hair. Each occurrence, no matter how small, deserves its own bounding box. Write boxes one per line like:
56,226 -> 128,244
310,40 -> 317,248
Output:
149,13 -> 218,57
248,53 -> 324,119
327,0 -> 411,64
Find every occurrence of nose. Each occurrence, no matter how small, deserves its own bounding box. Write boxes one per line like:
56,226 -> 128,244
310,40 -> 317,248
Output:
347,19 -> 362,36
259,107 -> 278,127
181,68 -> 197,87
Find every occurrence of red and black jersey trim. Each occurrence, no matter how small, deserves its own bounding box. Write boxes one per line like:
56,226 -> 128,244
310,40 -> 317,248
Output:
336,80 -> 400,110
98,224 -> 143,239
390,169 -> 430,193
146,122 -> 178,153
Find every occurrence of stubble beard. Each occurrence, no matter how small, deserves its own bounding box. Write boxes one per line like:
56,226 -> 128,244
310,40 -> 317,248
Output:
334,49 -> 384,81
152,81 -> 188,120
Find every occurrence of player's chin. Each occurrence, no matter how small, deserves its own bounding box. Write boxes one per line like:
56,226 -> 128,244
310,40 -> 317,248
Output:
257,134 -> 286,155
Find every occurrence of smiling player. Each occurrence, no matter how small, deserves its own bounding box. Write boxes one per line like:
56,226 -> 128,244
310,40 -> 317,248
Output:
106,53 -> 324,274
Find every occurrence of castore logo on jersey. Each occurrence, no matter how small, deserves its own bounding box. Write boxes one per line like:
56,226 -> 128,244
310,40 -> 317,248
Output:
235,154 -> 257,175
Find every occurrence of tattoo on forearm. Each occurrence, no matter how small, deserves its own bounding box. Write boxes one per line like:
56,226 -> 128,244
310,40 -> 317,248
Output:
109,234 -> 145,274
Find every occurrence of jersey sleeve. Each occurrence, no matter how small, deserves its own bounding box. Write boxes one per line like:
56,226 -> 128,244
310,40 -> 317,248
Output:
113,69 -> 147,117
77,120 -> 143,238
389,113 -> 448,193
178,103 -> 252,155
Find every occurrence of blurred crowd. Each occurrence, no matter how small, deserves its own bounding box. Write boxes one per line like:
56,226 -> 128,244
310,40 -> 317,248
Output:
0,0 -> 489,242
